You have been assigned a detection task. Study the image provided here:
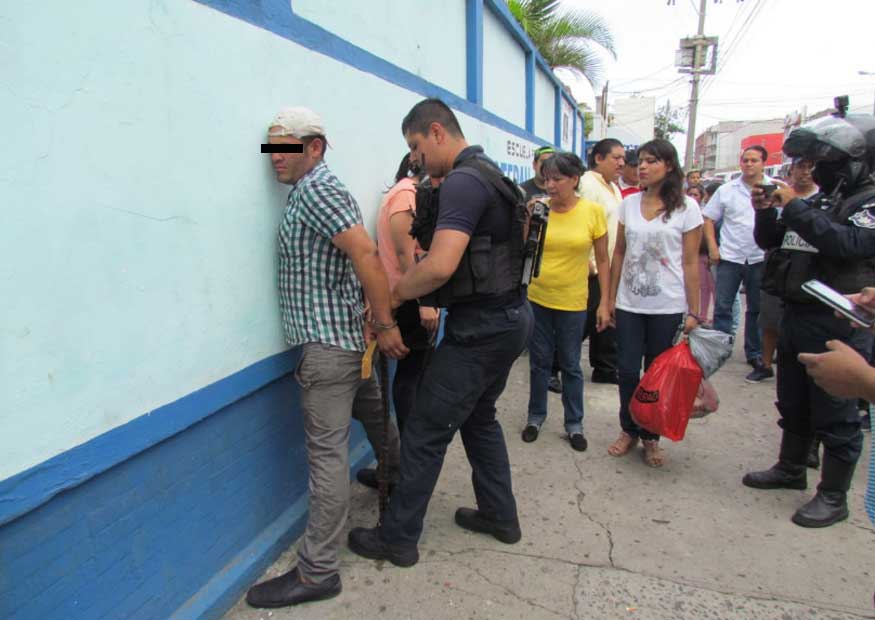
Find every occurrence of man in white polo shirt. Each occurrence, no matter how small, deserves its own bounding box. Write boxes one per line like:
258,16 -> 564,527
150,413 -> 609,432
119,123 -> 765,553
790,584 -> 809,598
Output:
703,145 -> 773,377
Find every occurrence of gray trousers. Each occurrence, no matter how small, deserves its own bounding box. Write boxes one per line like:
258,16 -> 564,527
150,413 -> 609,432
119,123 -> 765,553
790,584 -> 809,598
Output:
294,342 -> 400,583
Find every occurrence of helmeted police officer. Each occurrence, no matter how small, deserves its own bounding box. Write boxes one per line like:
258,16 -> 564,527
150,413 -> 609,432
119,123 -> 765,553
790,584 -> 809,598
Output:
347,99 -> 534,565
744,101 -> 875,528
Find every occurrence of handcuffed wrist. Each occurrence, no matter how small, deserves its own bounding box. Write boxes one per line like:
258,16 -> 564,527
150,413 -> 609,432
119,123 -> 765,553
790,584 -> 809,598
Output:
368,319 -> 398,331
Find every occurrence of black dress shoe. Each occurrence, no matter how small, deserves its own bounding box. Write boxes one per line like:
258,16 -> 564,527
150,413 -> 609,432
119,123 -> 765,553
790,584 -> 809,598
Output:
246,567 -> 341,608
569,433 -> 588,452
454,507 -> 522,544
547,375 -> 563,393
521,425 -> 539,443
347,527 -> 419,567
355,468 -> 397,493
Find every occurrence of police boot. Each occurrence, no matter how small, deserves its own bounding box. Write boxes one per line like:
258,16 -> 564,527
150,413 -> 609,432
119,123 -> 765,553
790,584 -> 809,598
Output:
791,452 -> 854,528
742,431 -> 808,490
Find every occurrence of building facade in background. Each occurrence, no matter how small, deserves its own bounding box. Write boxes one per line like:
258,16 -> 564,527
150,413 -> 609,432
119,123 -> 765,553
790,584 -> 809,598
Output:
694,118 -> 783,174
589,95 -> 656,155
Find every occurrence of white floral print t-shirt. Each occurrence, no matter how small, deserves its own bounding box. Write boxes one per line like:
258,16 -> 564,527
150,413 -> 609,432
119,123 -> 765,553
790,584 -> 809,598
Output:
616,192 -> 703,315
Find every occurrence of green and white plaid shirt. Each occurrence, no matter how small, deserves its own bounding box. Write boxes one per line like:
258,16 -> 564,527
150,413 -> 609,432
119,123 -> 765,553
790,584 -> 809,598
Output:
277,161 -> 366,352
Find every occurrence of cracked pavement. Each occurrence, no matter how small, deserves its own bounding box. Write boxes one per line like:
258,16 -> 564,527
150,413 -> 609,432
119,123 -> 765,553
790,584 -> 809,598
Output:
224,337 -> 875,620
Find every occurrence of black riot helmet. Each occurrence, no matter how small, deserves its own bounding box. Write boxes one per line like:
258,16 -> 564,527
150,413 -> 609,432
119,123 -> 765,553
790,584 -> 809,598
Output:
783,113 -> 875,195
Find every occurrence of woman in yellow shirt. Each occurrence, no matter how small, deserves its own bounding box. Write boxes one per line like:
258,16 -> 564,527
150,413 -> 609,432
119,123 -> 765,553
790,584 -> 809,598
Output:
523,152 -> 612,451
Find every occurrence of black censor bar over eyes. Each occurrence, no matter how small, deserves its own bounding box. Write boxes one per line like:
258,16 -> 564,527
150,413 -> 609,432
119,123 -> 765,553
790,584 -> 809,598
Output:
261,144 -> 304,153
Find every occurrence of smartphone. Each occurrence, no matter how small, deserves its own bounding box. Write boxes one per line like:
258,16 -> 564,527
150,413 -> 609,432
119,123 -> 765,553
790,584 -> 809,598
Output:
801,279 -> 875,328
757,183 -> 778,197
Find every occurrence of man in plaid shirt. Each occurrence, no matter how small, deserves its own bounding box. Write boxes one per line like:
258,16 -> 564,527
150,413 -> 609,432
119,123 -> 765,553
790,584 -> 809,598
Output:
246,107 -> 408,609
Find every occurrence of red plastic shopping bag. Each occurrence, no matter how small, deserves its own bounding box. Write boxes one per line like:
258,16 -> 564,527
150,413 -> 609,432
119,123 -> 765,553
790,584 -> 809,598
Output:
630,341 -> 703,441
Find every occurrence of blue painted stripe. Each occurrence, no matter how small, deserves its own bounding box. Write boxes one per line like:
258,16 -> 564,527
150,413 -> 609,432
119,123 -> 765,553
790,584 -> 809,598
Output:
168,439 -> 373,620
525,51 -> 535,133
554,84 -> 562,146
572,112 -> 578,154
2,0 -> 569,529
481,0 -> 581,138
192,0 -> 549,146
466,0 -> 484,105
0,349 -> 298,527
482,0 -> 565,90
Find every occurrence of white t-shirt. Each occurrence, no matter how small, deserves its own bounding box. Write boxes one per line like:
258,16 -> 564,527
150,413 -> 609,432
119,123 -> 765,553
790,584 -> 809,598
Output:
616,193 -> 704,315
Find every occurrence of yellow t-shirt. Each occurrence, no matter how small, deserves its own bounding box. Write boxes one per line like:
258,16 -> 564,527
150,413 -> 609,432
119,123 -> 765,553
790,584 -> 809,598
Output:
527,197 -> 608,311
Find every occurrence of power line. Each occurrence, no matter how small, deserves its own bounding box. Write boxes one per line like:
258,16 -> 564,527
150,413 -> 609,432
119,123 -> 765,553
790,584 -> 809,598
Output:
612,63 -> 677,87
698,0 -> 755,97
716,0 -> 764,72
614,76 -> 687,95
700,0 -> 765,100
700,88 -> 872,106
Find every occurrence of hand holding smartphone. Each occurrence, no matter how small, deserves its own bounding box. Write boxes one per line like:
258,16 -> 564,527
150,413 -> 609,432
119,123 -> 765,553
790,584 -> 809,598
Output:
801,279 -> 875,328
757,183 -> 778,198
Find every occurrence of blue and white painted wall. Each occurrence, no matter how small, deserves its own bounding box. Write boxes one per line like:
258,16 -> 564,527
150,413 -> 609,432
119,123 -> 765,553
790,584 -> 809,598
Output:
0,1 -> 584,618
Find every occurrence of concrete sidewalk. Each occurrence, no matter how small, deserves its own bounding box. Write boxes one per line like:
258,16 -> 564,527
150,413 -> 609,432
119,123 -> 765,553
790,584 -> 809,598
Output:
225,338 -> 875,620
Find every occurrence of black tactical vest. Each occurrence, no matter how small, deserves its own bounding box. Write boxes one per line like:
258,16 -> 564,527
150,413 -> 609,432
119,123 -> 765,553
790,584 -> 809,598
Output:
410,156 -> 526,308
762,186 -> 875,304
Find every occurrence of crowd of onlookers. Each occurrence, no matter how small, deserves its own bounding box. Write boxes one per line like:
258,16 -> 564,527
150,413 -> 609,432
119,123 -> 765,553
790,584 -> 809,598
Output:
373,133 -> 873,467
248,99 -> 875,610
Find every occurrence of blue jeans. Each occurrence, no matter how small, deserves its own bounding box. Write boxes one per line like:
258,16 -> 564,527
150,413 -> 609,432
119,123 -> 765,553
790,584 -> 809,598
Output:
615,309 -> 684,441
711,264 -> 742,332
527,301 -> 587,434
713,260 -> 763,362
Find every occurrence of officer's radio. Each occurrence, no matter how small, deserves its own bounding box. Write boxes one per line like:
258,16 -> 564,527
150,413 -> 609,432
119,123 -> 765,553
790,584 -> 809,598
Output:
521,200 -> 550,287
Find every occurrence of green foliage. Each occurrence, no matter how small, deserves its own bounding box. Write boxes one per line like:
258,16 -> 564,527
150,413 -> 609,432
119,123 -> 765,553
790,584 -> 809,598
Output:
506,0 -> 616,87
654,101 -> 685,140
577,105 -> 594,138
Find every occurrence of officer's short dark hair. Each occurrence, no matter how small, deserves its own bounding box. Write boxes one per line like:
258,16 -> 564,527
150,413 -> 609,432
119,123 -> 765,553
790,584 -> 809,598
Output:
401,99 -> 464,138
540,152 -> 585,189
742,145 -> 768,162
588,138 -> 624,168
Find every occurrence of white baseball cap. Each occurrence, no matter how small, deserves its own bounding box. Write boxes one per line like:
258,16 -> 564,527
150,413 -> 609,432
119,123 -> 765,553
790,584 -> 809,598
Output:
268,106 -> 326,139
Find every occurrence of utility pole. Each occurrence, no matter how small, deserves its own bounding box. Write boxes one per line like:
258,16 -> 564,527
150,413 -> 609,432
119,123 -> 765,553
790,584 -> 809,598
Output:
675,1 -> 717,170
684,0 -> 707,170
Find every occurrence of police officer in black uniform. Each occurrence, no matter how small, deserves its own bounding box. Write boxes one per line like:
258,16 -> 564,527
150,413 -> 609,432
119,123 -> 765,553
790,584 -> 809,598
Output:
347,99 -> 534,565
743,101 -> 875,528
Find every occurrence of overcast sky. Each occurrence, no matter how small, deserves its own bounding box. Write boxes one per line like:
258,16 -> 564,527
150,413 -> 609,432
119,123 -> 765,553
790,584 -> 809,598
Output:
558,0 -> 875,139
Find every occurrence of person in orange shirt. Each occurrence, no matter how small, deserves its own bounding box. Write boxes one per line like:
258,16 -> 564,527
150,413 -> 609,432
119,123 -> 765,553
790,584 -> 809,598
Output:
356,155 -> 441,491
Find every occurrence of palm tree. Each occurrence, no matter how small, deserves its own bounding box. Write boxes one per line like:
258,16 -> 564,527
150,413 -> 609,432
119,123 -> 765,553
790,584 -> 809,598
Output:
506,0 -> 616,87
